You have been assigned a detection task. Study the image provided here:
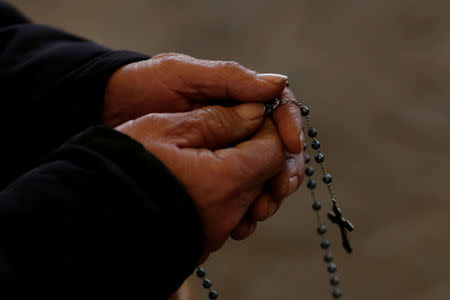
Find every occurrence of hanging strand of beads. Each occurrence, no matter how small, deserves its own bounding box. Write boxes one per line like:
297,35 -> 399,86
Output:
301,103 -> 343,299
195,266 -> 219,299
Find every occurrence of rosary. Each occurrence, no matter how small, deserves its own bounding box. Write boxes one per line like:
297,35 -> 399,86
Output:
194,81 -> 355,299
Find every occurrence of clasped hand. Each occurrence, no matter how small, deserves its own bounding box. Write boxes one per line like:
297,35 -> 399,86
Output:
104,53 -> 306,261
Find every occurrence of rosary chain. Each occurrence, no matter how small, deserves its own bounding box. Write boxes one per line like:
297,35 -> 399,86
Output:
299,101 -> 342,299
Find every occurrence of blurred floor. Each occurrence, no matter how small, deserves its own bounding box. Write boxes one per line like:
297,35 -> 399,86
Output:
8,0 -> 450,299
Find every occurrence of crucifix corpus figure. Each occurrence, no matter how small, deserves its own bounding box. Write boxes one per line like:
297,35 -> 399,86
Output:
327,199 -> 354,253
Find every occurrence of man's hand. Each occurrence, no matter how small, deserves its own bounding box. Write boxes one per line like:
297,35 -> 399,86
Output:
116,103 -> 285,261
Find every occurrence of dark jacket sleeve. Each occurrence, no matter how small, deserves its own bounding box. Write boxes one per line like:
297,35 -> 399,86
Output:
0,2 -> 150,187
0,126 -> 204,300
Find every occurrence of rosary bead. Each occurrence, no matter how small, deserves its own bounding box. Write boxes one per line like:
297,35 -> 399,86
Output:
328,263 -> 337,273
321,240 -> 330,249
330,276 -> 340,286
209,290 -> 219,299
323,173 -> 332,184
300,105 -> 310,116
317,225 -> 327,235
332,288 -> 342,298
315,152 -> 324,163
324,253 -> 333,262
196,268 -> 206,278
303,143 -> 307,151
285,80 -> 289,88
311,139 -> 320,150
304,153 -> 310,163
307,179 -> 316,190
203,279 -> 212,289
312,201 -> 321,211
308,128 -> 317,138
305,166 -> 314,176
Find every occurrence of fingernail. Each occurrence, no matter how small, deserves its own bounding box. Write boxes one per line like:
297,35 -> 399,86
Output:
288,176 -> 299,196
234,103 -> 265,120
256,73 -> 288,85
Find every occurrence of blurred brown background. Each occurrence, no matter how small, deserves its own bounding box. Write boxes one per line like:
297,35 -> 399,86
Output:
8,0 -> 450,299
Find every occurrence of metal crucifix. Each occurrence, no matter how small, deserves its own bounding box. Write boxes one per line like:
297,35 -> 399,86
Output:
327,199 -> 354,254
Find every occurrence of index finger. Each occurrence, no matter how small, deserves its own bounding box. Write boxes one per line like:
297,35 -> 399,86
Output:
271,88 -> 304,154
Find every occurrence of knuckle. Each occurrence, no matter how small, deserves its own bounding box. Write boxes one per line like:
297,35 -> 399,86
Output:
156,53 -> 196,67
162,114 -> 199,145
151,52 -> 181,60
156,55 -> 179,67
176,117 -> 197,135
221,60 -> 243,72
155,53 -> 187,67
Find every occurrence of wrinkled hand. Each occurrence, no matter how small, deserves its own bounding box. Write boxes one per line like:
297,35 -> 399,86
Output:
104,53 -> 285,125
104,53 -> 305,227
116,103 -> 285,261
103,53 -> 303,152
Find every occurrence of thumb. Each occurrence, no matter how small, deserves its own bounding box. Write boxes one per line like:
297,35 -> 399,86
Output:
173,103 -> 265,149
152,53 -> 287,102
